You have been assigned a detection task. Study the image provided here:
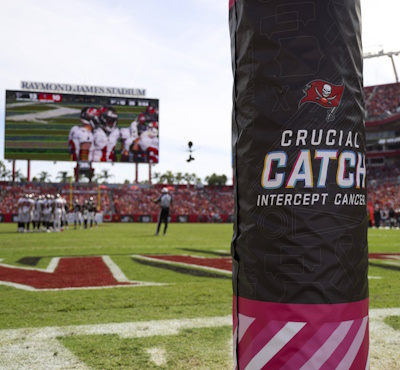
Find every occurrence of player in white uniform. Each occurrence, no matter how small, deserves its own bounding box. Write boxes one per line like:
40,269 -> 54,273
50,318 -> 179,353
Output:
41,194 -> 53,232
61,196 -> 68,230
19,194 -> 34,232
120,120 -> 139,162
87,197 -> 97,229
68,107 -> 98,162
92,106 -> 120,162
32,195 -> 44,232
53,194 -> 64,232
136,121 -> 159,163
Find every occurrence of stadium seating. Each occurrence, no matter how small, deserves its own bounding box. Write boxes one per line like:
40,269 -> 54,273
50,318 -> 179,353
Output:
3,167 -> 399,225
365,82 -> 400,120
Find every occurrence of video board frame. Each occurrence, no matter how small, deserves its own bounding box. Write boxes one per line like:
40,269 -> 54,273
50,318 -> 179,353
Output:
4,90 -> 159,164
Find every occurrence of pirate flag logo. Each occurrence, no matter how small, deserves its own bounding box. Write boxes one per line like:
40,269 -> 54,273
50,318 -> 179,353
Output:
299,80 -> 345,122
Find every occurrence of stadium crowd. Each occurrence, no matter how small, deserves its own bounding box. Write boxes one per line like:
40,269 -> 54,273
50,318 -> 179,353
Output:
1,163 -> 400,228
365,82 -> 400,120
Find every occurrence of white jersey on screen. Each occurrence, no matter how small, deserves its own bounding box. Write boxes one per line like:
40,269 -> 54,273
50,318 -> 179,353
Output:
139,131 -> 159,163
68,126 -> 94,161
92,127 -> 120,162
120,121 -> 139,154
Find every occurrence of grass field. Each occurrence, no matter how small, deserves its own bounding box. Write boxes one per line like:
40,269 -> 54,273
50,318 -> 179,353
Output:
0,224 -> 399,369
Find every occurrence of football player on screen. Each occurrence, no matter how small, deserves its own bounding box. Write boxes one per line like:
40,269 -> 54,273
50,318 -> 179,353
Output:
93,106 -> 120,162
120,120 -> 139,162
68,107 -> 98,162
132,121 -> 159,163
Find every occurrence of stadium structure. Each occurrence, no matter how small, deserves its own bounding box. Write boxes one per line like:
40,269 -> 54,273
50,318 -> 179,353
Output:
2,72 -> 400,226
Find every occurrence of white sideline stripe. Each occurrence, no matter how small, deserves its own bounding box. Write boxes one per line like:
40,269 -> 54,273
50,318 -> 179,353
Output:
131,254 -> 232,275
0,310 -> 399,369
146,347 -> 167,366
299,320 -> 353,370
0,316 -> 231,370
245,322 -> 306,370
368,276 -> 382,279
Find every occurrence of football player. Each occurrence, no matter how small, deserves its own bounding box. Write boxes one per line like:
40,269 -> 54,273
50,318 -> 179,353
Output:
53,194 -> 64,232
18,194 -> 33,232
134,121 -> 159,163
144,105 -> 158,122
88,196 -> 97,229
93,106 -> 120,162
120,120 -> 139,162
68,107 -> 99,161
73,198 -> 82,229
82,200 -> 90,229
32,194 -> 44,231
41,194 -> 54,232
17,194 -> 25,233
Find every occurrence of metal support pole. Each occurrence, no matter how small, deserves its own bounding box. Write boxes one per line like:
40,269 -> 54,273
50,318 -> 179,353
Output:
27,160 -> 31,182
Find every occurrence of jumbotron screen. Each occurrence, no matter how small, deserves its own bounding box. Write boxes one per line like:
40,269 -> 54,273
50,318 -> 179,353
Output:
4,90 -> 159,163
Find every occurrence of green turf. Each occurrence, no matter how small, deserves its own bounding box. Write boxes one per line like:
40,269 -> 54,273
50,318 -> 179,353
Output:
0,224 -> 398,369
60,326 -> 233,370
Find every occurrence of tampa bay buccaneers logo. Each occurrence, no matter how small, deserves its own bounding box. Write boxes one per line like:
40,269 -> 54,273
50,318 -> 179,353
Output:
299,80 -> 345,122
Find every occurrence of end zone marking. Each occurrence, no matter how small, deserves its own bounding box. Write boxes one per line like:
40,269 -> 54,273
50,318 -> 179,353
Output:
0,256 -> 166,291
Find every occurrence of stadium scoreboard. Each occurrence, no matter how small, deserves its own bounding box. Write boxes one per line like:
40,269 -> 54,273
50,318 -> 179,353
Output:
4,89 -> 159,164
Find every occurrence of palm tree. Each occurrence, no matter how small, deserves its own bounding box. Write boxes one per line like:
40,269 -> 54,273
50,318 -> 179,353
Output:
175,172 -> 184,185
56,171 -> 69,183
153,172 -> 161,184
14,170 -> 26,182
38,171 -> 51,183
183,172 -> 192,185
164,170 -> 175,184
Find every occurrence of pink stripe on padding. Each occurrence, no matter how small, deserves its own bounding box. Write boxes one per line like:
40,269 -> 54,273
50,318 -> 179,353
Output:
319,318 -> 363,370
244,322 -> 306,370
234,297 -> 369,369
281,321 -> 342,370
238,314 -> 256,342
229,0 -> 237,9
336,316 -> 369,370
299,320 -> 353,369
239,320 -> 288,369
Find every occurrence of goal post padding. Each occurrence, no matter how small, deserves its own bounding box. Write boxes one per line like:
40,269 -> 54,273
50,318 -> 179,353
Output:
230,0 -> 369,368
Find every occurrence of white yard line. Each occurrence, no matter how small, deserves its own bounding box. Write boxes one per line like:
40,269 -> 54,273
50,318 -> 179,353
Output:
0,310 -> 398,369
0,316 -> 231,370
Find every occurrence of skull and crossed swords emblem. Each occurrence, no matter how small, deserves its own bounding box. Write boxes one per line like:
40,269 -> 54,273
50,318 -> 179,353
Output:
315,84 -> 337,104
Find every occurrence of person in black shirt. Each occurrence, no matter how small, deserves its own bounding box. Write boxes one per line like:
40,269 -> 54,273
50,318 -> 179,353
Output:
73,199 -> 82,229
153,188 -> 172,236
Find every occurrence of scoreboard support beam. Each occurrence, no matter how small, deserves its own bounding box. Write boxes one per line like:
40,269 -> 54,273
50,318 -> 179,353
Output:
27,160 -> 31,182
149,164 -> 152,184
12,160 -> 16,183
